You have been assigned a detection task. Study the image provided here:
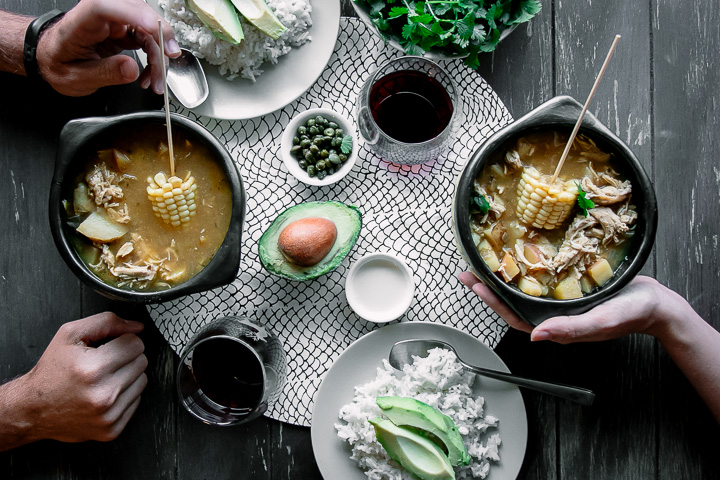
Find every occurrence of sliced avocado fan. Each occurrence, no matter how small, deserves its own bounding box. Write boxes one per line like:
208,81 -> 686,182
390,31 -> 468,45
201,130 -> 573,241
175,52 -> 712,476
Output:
187,0 -> 244,44
370,417 -> 455,480
377,396 -> 471,467
230,0 -> 287,39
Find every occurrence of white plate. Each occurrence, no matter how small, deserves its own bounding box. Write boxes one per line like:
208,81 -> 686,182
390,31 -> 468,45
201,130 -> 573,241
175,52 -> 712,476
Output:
311,322 -> 528,480
148,0 -> 340,120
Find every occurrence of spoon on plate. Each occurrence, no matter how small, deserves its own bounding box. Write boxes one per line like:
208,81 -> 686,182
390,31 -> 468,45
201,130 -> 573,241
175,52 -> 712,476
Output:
389,339 -> 595,406
133,46 -> 209,109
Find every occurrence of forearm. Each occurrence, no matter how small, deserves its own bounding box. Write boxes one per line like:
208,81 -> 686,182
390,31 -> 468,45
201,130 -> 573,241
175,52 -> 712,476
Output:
0,375 -> 38,451
652,290 -> 720,423
0,10 -> 33,75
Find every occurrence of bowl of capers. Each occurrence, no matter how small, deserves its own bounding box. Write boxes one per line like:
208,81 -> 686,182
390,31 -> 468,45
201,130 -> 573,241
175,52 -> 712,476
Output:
280,107 -> 358,186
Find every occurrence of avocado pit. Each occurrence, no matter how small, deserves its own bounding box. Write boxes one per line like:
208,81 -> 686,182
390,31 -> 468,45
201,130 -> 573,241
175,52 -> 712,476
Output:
278,217 -> 337,267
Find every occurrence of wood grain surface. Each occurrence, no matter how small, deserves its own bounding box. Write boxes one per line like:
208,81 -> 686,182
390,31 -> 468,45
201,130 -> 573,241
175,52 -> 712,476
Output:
0,0 -> 718,479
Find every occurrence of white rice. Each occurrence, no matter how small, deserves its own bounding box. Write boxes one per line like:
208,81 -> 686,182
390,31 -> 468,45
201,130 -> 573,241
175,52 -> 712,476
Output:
159,0 -> 312,81
335,348 -> 501,480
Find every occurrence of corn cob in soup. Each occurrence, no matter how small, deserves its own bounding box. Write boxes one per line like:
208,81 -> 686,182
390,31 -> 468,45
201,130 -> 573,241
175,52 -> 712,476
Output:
470,130 -> 636,299
66,125 -> 233,291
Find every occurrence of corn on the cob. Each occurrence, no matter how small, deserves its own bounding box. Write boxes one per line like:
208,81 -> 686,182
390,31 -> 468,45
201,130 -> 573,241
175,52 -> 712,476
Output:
147,172 -> 197,227
516,167 -> 577,229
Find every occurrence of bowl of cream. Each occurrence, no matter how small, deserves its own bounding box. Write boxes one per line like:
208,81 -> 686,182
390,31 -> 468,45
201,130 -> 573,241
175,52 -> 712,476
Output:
345,252 -> 415,323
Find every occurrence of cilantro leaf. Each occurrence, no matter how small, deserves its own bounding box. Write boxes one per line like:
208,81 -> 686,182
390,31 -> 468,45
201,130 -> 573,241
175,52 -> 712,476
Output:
576,182 -> 596,217
340,135 -> 353,155
388,6 -> 408,18
471,194 -> 490,215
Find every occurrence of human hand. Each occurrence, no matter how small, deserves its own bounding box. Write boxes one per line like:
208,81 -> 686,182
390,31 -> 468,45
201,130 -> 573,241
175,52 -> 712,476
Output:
458,272 -> 673,343
35,0 -> 180,96
17,312 -> 148,443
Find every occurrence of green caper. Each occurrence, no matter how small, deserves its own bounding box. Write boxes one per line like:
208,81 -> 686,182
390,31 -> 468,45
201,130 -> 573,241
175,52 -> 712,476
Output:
298,125 -> 307,135
328,121 -> 339,129
304,150 -> 315,162
293,136 -> 300,145
298,159 -> 308,169
324,128 -> 335,136
309,144 -> 319,154
315,115 -> 326,125
328,153 -> 341,165
290,145 -> 302,154
326,166 -> 335,175
306,118 -> 316,127
300,139 -> 311,148
331,137 -> 341,147
313,137 -> 324,146
320,149 -> 329,159
316,160 -> 327,170
339,154 -> 348,162
309,126 -> 320,135
335,128 -> 344,137
317,170 -> 327,180
307,165 -> 316,177
329,149 -> 337,155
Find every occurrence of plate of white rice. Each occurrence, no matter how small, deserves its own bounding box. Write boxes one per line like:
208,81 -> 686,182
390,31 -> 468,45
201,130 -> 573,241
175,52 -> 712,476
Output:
312,322 -> 527,480
152,0 -> 340,119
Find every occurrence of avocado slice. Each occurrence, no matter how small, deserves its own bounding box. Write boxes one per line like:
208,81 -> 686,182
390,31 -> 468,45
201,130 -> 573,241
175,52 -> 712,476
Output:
377,397 -> 471,466
187,0 -> 244,44
258,201 -> 361,281
370,417 -> 455,480
230,0 -> 287,39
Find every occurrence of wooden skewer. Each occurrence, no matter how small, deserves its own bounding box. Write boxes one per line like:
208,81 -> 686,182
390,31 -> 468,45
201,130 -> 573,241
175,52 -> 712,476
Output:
158,20 -> 175,177
551,34 -> 621,184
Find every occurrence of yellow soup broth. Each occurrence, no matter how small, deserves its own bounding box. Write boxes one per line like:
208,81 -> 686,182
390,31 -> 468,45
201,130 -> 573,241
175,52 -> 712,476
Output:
69,125 -> 233,291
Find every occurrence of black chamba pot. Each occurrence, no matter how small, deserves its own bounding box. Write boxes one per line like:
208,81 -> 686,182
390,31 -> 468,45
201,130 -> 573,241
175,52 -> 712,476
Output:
49,111 -> 245,303
452,96 -> 658,326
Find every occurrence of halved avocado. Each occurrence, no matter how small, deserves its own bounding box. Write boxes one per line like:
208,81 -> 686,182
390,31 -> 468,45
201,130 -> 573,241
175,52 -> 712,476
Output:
258,201 -> 361,281
230,0 -> 287,39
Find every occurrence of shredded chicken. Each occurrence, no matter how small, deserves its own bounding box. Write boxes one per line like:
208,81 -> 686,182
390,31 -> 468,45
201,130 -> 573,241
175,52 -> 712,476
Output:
86,163 -> 124,207
110,263 -> 158,282
116,242 -> 134,259
106,203 -> 131,224
589,207 -> 636,246
581,175 -> 632,205
552,235 -> 599,273
505,150 -> 523,170
514,239 -> 552,271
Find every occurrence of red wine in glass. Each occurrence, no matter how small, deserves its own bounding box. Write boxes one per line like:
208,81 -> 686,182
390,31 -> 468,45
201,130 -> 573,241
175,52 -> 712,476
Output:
369,70 -> 454,144
192,337 -> 264,409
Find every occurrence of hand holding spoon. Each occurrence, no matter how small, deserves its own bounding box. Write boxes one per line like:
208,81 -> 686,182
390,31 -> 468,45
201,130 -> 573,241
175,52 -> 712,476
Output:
389,339 -> 595,406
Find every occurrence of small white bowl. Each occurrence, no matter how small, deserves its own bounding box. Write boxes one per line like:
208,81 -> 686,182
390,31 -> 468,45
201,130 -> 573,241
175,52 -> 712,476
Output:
280,108 -> 358,187
345,252 -> 415,323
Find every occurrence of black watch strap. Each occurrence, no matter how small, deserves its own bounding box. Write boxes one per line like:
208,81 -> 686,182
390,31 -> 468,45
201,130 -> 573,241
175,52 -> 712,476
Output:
23,9 -> 65,82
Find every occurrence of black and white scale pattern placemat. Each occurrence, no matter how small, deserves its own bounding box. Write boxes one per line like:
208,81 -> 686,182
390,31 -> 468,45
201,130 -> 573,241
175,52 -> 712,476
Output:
148,18 -> 513,427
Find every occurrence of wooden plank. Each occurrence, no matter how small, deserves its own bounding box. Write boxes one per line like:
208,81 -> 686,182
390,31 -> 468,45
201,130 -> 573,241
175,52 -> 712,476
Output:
552,1 -> 656,479
653,1 -> 720,478
270,423 -> 322,480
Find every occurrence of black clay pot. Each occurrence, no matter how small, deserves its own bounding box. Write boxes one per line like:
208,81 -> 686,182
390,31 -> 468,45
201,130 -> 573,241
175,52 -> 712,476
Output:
49,112 -> 245,303
453,96 -> 657,326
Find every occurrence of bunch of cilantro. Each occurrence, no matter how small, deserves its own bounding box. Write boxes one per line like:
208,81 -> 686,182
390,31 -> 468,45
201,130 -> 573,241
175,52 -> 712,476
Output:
355,0 -> 542,68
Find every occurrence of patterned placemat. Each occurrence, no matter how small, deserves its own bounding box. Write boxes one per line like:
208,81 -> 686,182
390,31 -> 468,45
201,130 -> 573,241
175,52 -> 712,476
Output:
148,17 -> 513,427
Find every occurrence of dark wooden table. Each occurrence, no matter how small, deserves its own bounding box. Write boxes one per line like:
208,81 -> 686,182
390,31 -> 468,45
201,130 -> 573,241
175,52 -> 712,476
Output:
2,0 -> 719,478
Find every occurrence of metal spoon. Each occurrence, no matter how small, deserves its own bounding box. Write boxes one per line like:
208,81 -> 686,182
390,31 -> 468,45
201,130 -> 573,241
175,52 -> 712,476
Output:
389,339 -> 595,406
166,48 -> 209,109
134,47 -> 209,109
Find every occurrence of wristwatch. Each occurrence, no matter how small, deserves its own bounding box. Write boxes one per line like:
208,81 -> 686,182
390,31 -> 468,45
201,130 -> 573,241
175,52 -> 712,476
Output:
23,9 -> 65,82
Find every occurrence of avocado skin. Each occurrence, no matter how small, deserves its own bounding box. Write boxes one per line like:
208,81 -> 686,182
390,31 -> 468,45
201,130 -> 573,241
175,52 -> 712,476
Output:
370,417 -> 455,480
258,201 -> 362,281
377,396 -> 471,466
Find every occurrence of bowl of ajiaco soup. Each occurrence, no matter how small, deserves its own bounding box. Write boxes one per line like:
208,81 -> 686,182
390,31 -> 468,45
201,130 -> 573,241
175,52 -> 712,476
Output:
49,112 -> 245,303
453,96 -> 657,326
